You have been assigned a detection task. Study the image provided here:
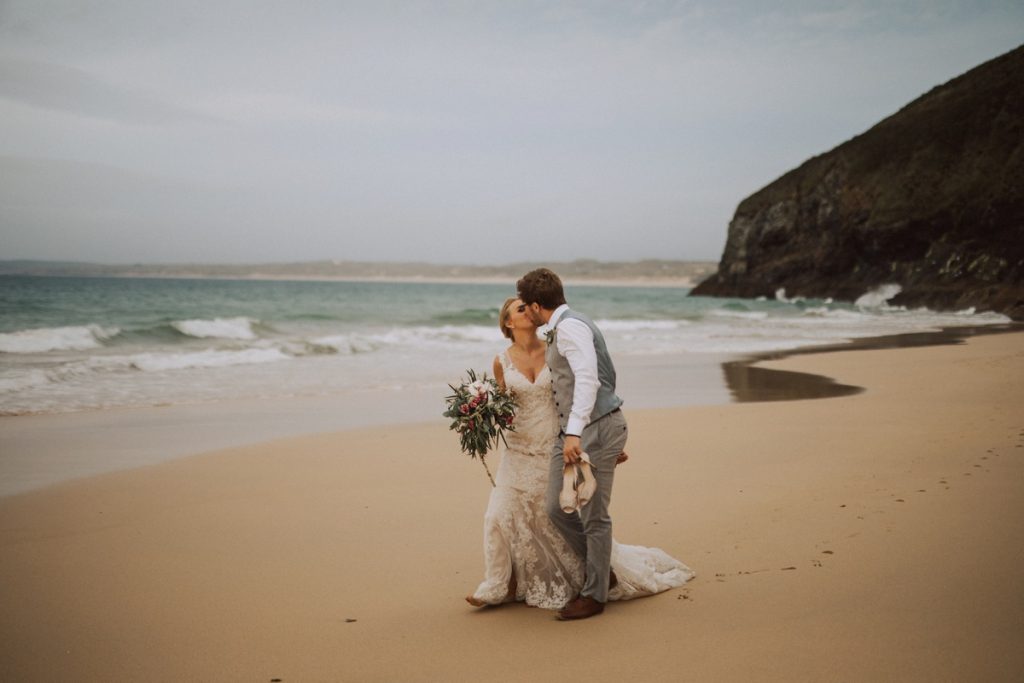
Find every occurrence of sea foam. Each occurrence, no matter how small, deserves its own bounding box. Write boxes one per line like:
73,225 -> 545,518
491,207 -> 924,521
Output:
0,325 -> 120,353
855,283 -> 903,309
126,348 -> 290,372
0,369 -> 52,393
171,317 -> 258,340
308,334 -> 380,355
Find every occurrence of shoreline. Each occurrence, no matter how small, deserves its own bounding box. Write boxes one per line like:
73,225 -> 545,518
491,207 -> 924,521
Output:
2,324 -> 1020,499
0,330 -> 1020,680
0,350 -> 735,498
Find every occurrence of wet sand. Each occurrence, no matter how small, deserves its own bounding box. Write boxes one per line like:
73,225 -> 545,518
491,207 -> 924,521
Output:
0,331 -> 1022,681
0,351 -> 734,497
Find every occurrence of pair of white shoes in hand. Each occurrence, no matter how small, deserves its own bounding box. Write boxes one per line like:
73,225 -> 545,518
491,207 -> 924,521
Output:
559,453 -> 598,513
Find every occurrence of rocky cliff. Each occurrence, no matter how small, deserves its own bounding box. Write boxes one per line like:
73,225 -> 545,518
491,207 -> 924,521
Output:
691,45 -> 1024,320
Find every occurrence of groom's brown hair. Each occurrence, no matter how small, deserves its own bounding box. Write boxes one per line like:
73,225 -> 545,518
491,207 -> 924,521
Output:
517,268 -> 566,310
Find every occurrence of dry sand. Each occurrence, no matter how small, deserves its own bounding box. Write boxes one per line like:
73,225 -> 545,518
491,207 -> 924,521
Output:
1,331 -> 1022,681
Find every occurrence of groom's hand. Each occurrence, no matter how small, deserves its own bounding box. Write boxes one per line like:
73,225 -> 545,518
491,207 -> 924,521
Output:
563,435 -> 582,464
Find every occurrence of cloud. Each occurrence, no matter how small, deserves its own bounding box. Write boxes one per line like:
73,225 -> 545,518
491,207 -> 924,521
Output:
192,91 -> 440,129
798,6 -> 878,31
1,2 -> 1022,264
0,57 -> 217,125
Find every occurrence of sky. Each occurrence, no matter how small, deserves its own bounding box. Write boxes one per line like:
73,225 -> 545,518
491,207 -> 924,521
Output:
1,1 -> 1021,265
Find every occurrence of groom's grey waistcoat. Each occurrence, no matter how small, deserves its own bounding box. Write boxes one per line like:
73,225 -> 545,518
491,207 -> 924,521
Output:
546,309 -> 623,434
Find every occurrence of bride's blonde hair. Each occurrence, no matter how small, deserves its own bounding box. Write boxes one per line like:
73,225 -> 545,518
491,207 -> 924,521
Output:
498,297 -> 518,340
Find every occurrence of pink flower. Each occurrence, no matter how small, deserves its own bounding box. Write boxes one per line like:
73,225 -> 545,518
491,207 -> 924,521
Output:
459,404 -> 470,415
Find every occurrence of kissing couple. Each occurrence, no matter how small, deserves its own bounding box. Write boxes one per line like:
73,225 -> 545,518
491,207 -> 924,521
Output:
466,268 -> 693,620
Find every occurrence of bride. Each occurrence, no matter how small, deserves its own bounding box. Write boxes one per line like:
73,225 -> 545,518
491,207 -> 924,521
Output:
466,298 -> 694,609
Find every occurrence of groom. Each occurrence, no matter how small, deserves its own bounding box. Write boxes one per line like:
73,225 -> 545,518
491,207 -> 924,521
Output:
517,268 -> 628,620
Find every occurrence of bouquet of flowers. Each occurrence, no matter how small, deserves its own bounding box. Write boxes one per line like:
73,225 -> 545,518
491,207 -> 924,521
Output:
443,369 -> 517,486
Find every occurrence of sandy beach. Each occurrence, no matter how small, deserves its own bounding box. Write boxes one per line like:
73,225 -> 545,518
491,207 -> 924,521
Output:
1,331 -> 1022,681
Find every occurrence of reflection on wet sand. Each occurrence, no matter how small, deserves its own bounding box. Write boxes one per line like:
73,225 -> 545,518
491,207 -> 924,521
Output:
723,324 -> 1021,403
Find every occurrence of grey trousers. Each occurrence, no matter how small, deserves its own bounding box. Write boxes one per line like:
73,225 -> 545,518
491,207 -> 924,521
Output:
546,409 -> 628,603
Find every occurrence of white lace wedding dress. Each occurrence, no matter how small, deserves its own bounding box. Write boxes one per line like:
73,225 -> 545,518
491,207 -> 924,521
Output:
470,351 -> 694,609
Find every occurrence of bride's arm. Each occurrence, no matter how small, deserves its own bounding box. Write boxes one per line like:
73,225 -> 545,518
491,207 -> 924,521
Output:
492,355 -> 506,392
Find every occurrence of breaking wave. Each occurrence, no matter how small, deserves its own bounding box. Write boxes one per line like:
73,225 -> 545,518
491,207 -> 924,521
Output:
170,317 -> 259,340
0,324 -> 121,353
855,283 -> 903,309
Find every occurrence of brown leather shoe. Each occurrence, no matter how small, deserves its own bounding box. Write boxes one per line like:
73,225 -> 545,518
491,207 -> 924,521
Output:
557,595 -> 605,620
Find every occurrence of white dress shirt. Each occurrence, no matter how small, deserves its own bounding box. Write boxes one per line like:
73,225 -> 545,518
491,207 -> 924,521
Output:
548,304 -> 600,437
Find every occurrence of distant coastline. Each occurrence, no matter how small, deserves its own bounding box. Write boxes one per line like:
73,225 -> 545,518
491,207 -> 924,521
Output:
0,259 -> 718,288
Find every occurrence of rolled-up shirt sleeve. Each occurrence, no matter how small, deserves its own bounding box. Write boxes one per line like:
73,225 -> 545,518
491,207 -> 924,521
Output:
555,317 -> 598,436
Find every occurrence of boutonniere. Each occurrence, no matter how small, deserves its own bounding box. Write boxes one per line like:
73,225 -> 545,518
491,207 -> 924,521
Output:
544,328 -> 556,345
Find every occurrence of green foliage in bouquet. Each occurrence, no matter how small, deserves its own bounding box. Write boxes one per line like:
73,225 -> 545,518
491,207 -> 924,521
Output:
443,369 -> 518,486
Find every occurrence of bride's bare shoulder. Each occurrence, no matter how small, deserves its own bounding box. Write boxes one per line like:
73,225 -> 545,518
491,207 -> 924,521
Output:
492,354 -> 507,390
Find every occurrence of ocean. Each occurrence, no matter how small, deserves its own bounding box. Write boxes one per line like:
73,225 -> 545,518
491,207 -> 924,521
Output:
0,274 -> 1012,417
